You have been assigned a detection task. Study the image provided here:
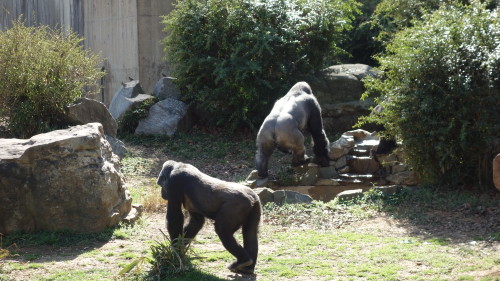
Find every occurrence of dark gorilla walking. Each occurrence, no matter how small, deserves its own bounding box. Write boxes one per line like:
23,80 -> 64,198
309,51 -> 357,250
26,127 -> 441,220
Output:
157,160 -> 262,274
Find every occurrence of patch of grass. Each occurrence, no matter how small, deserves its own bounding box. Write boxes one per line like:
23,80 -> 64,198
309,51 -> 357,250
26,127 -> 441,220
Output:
41,268 -> 113,281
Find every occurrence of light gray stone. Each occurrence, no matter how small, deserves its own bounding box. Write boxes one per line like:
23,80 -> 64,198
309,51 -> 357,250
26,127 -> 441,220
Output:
105,135 -> 127,159
329,134 -> 354,160
135,98 -> 191,136
273,190 -> 313,205
109,80 -> 152,120
336,189 -> 364,201
0,123 -> 132,234
153,77 -> 181,100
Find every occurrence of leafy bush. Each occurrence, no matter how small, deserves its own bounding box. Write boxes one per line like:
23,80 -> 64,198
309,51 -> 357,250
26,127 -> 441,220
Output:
0,19 -> 103,138
371,0 -> 497,44
162,0 -> 358,129
359,2 -> 500,187
339,0 -> 383,66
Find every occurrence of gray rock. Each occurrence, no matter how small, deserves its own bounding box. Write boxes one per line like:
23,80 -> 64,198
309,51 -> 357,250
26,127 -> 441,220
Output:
65,98 -> 118,137
319,166 -> 338,179
0,123 -> 132,234
336,189 -> 363,201
309,64 -> 379,134
105,135 -> 127,159
109,80 -> 152,120
135,98 -> 192,136
253,187 -> 274,205
273,190 -> 313,205
122,204 -> 144,224
153,77 -> 181,100
301,166 -> 319,186
329,134 -> 355,160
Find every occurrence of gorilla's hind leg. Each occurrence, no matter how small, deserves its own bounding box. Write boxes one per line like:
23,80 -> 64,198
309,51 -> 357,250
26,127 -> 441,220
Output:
214,210 -> 253,274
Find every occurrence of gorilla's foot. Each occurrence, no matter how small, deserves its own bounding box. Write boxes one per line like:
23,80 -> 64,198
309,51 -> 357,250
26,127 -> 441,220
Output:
228,259 -> 254,274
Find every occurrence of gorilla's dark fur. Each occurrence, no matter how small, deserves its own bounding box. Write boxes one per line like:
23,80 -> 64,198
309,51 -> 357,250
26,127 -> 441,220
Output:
157,160 -> 262,274
256,81 -> 330,178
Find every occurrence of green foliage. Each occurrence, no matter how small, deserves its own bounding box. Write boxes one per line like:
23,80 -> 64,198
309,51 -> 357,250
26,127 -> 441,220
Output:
359,2 -> 500,187
120,232 -> 195,279
162,0 -> 358,129
0,19 -> 103,138
117,97 -> 159,137
371,0 -> 497,44
339,0 -> 383,65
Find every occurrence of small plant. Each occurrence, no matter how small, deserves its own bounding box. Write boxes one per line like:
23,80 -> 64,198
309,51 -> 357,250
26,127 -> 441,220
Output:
117,97 -> 159,137
120,232 -> 195,279
0,18 -> 103,138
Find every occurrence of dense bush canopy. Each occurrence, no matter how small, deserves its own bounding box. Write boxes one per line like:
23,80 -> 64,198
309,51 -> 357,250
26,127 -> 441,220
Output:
360,2 -> 500,187
0,20 -> 103,138
162,0 -> 358,129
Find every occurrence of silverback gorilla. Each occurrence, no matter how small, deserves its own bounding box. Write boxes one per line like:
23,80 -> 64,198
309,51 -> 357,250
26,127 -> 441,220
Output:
157,160 -> 262,274
256,81 -> 330,178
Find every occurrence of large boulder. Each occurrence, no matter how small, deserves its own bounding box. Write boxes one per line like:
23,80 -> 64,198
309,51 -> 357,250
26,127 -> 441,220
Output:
0,123 -> 132,234
152,76 -> 181,100
64,98 -> 118,137
135,98 -> 192,136
108,80 -> 153,120
309,64 -> 379,134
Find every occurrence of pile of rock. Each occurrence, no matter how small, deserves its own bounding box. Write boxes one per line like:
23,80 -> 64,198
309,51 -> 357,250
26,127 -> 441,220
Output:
247,129 -> 420,203
108,77 -> 193,137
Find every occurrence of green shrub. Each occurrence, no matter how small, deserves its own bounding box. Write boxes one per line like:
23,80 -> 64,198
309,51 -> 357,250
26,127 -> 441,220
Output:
0,19 -> 103,138
162,0 -> 358,130
371,0 -> 497,44
339,0 -> 383,66
359,2 -> 500,188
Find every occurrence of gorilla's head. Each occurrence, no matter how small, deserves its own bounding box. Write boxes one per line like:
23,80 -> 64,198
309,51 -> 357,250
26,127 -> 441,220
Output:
157,161 -> 176,200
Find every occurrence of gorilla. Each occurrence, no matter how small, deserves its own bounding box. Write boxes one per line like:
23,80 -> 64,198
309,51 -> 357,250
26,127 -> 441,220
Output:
157,160 -> 262,274
256,81 -> 330,178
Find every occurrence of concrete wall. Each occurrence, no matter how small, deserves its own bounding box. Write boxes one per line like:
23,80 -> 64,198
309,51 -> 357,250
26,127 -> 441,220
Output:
0,0 -> 174,105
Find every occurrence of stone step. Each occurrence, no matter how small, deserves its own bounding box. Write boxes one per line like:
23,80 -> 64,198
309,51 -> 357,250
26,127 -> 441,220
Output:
346,155 -> 381,174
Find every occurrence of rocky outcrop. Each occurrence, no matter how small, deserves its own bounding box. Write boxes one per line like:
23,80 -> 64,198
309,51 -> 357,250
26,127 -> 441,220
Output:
108,80 -> 152,120
309,64 -> 379,134
0,123 -> 132,234
135,98 -> 192,136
